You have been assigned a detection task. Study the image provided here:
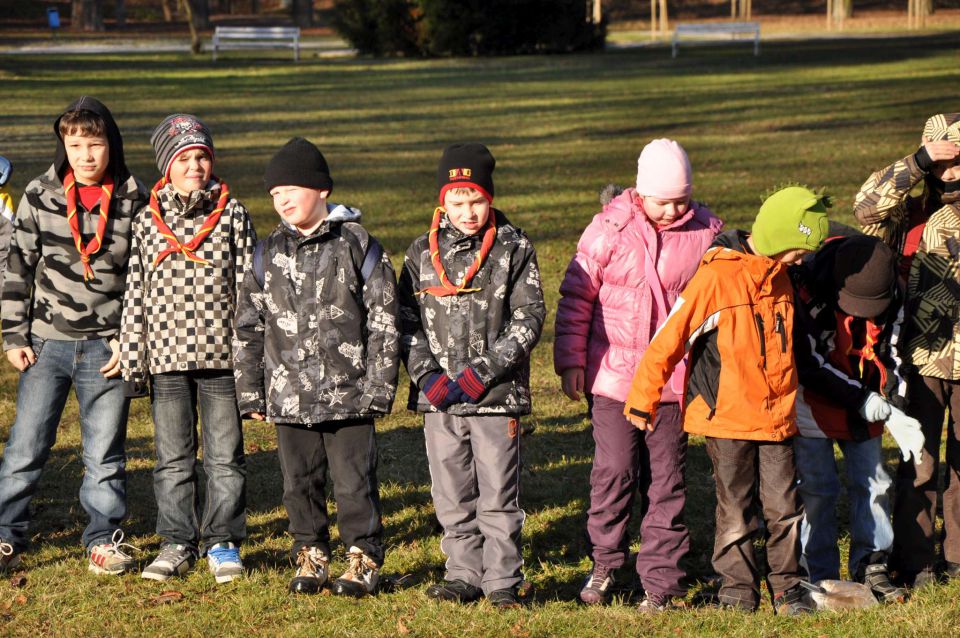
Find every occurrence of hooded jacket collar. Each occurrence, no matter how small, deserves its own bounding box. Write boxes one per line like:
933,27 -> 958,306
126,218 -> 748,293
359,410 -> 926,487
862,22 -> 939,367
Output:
52,96 -> 131,185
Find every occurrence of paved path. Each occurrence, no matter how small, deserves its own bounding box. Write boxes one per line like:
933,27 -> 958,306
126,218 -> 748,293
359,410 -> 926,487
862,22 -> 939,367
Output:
0,39 -> 355,57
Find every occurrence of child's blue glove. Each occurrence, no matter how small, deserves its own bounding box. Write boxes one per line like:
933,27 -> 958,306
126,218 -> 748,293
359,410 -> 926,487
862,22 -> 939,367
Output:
455,368 -> 487,404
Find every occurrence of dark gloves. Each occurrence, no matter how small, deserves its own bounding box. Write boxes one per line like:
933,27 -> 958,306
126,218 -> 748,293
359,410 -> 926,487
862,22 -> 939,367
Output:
455,367 -> 487,404
421,372 -> 454,409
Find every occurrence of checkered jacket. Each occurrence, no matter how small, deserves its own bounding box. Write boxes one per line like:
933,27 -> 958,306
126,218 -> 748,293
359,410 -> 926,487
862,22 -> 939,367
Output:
2,165 -> 147,349
120,181 -> 256,384
399,210 -> 546,416
233,206 -> 400,423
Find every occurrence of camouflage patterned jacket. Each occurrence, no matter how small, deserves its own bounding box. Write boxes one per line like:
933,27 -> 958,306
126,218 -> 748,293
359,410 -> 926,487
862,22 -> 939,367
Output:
1,165 -> 147,349
120,181 -> 256,384
232,205 -> 400,424
399,210 -> 546,416
905,196 -> 960,380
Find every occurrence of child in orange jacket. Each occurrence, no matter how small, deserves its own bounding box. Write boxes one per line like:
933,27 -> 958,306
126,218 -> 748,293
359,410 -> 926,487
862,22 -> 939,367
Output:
624,186 -> 829,615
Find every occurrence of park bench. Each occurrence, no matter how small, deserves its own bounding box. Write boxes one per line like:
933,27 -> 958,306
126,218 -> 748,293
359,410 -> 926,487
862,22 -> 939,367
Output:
671,22 -> 760,58
211,26 -> 301,62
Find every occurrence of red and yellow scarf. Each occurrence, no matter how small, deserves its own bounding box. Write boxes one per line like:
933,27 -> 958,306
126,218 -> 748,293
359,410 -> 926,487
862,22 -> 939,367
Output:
63,168 -> 114,281
418,206 -> 496,297
148,176 -> 229,268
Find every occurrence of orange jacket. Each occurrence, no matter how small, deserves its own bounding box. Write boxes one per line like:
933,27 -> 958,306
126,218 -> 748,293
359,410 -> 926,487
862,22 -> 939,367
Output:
624,239 -> 798,441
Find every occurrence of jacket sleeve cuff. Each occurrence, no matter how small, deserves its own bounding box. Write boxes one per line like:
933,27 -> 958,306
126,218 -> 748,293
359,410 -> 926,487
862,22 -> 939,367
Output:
3,333 -> 30,351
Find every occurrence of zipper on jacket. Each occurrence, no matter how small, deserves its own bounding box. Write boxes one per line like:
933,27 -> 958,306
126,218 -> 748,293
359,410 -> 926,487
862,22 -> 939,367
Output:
775,311 -> 787,353
754,312 -> 767,368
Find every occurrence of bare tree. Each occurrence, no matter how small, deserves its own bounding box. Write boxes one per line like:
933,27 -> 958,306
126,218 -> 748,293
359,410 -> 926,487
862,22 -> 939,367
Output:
731,0 -> 751,19
650,0 -> 668,39
908,0 -> 934,28
291,0 -> 313,27
187,0 -> 210,29
114,0 -> 126,27
161,0 -> 175,21
71,0 -> 104,31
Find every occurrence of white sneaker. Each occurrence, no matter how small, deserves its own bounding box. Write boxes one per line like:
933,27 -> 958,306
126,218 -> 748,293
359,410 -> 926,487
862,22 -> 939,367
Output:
331,546 -> 379,597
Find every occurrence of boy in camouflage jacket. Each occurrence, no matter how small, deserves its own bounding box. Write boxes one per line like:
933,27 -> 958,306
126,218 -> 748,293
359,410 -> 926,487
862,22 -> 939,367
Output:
0,97 -> 147,574
858,114 -> 960,586
233,138 -> 399,597
399,143 -> 546,609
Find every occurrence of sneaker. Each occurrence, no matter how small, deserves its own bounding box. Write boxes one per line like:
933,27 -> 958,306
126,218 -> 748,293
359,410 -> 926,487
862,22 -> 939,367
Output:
911,567 -> 940,590
207,542 -> 243,584
861,563 -> 907,603
88,530 -> 138,575
142,543 -> 196,581
0,540 -> 21,573
425,579 -> 483,603
332,546 -> 380,597
289,546 -> 329,595
487,587 -> 523,610
945,562 -> 960,580
772,585 -> 815,616
579,563 -> 615,605
637,591 -> 674,614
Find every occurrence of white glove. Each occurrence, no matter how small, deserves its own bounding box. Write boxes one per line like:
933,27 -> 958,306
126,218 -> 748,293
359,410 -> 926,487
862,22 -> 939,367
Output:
884,406 -> 925,464
859,391 -> 892,422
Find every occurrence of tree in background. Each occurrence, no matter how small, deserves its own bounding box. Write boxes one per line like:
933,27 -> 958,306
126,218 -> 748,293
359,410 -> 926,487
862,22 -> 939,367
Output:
71,0 -> 104,31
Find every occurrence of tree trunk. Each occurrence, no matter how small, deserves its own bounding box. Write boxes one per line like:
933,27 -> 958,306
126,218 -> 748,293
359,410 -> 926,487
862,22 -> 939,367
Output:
291,0 -> 312,28
71,0 -> 104,31
187,0 -> 210,30
592,0 -> 602,24
114,0 -> 126,27
251,0 -> 259,13
161,0 -> 175,22
833,0 -> 853,20
179,0 -> 203,54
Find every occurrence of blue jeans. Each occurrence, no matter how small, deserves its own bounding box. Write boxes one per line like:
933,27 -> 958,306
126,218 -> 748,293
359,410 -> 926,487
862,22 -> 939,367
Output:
0,337 -> 128,550
151,370 -> 246,554
794,435 -> 894,581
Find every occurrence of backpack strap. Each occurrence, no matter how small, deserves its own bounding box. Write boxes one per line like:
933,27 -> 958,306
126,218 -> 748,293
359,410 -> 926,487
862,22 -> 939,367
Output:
330,222 -> 382,283
252,239 -> 266,289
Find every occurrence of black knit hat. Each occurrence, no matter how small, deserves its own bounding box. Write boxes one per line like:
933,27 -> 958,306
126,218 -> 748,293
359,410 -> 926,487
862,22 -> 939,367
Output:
438,143 -> 495,204
833,236 -> 896,318
151,114 -> 214,178
264,137 -> 333,193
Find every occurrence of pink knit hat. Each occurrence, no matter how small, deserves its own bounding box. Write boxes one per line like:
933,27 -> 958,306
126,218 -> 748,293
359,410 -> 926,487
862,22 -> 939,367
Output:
635,139 -> 693,200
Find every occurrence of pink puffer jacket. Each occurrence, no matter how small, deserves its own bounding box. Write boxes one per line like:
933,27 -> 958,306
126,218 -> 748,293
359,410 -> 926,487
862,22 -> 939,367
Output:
554,188 -> 723,403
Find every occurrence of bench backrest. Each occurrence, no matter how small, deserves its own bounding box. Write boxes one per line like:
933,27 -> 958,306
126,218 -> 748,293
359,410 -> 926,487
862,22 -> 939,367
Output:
675,22 -> 758,33
214,26 -> 300,40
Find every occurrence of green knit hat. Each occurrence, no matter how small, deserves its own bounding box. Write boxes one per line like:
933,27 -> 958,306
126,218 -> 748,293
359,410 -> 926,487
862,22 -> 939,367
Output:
751,186 -> 830,257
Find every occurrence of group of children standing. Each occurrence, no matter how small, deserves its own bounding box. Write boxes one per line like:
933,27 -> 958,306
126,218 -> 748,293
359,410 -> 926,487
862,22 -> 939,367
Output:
0,96 -> 955,614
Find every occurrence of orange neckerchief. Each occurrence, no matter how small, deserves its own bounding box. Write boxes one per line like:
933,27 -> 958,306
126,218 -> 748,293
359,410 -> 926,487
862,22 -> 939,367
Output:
833,312 -> 888,393
63,168 -> 114,281
417,206 -> 496,297
148,177 -> 229,268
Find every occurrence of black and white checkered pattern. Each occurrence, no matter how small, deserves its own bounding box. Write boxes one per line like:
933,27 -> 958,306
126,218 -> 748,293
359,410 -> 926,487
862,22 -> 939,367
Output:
120,181 -> 256,384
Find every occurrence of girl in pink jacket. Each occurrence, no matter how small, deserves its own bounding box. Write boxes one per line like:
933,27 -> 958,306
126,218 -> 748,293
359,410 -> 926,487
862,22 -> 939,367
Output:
554,139 -> 722,611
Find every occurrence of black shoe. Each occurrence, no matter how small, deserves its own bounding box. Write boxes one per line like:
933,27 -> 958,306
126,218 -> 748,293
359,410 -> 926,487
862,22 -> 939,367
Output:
331,546 -> 380,598
861,563 -> 908,603
945,562 -> 960,580
487,587 -> 523,610
288,546 -> 329,595
773,585 -> 815,616
426,579 -> 483,603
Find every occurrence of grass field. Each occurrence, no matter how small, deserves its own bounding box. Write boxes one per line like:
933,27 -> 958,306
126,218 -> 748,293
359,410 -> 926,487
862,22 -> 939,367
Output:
1,34 -> 960,637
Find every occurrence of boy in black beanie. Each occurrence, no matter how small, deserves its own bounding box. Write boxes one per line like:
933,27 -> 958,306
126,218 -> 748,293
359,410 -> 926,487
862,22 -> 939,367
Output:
398,143 -> 546,609
233,137 -> 400,597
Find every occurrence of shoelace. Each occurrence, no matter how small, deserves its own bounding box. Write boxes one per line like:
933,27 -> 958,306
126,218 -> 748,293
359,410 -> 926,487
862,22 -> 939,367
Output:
208,545 -> 240,565
347,551 -> 368,579
102,529 -> 140,560
588,565 -> 611,588
295,549 -> 324,577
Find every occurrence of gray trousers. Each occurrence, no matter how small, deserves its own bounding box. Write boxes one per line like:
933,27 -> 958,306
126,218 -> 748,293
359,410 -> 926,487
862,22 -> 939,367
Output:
424,412 -> 524,594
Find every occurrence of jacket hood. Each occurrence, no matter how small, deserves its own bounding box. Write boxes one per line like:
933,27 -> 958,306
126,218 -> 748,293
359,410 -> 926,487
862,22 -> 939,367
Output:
53,96 -> 130,184
711,229 -> 752,252
280,202 -> 362,235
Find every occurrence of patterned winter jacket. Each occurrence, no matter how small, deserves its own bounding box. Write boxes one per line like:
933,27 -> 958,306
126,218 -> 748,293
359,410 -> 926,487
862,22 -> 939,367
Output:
1,165 -> 147,349
233,205 -> 400,424
905,197 -> 960,380
399,210 -> 546,416
120,180 -> 256,384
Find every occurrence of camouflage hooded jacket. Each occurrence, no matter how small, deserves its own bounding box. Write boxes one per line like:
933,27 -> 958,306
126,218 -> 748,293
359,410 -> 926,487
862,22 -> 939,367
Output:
399,209 -> 546,416
232,205 -> 400,424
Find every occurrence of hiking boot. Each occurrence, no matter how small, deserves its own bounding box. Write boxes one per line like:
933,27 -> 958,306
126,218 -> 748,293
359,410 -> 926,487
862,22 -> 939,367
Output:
637,591 -> 674,614
289,546 -> 329,595
331,546 -> 379,597
487,587 -> 523,610
579,563 -> 615,605
0,541 -> 21,573
207,542 -> 243,584
773,585 -> 815,616
425,579 -> 483,603
861,563 -> 907,603
142,543 -> 197,581
911,567 -> 940,590
88,530 -> 138,575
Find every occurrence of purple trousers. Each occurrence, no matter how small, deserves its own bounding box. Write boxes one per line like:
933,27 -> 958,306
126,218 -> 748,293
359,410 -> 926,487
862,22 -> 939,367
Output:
587,396 -> 689,596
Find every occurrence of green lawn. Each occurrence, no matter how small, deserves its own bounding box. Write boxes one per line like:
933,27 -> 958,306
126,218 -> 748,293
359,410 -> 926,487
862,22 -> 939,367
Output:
1,34 -> 960,637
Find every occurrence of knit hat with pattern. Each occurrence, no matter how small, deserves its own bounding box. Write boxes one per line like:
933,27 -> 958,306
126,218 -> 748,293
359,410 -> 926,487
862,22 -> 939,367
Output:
751,186 -> 830,257
438,143 -> 495,204
151,114 -> 214,178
